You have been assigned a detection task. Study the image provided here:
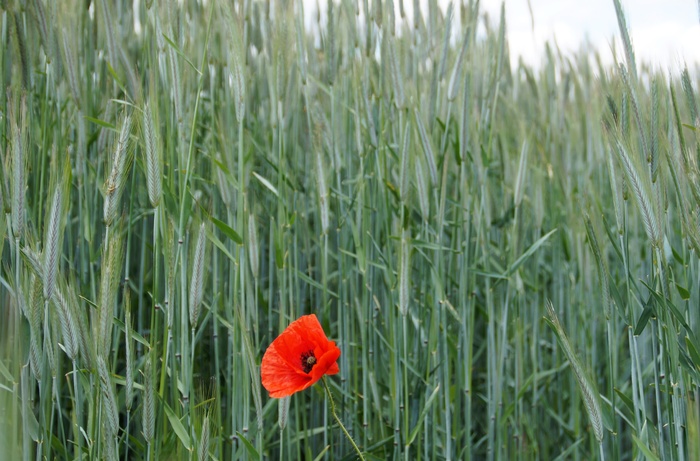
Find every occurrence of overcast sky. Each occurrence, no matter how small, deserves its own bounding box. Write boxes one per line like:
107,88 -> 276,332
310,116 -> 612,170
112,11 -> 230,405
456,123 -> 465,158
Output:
479,0 -> 700,70
310,1 -> 700,71
303,0 -> 700,72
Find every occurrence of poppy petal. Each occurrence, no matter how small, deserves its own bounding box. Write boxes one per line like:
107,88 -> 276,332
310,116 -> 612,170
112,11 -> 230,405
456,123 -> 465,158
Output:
261,314 -> 341,398
310,343 -> 341,381
261,342 -> 312,398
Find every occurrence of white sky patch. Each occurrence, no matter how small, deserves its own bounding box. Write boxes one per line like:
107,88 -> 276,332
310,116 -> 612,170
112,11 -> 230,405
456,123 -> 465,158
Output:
133,0 -> 142,36
309,0 -> 700,71
479,0 -> 700,70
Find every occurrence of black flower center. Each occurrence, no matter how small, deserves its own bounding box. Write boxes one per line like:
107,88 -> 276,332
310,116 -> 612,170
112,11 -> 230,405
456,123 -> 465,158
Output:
301,350 -> 316,373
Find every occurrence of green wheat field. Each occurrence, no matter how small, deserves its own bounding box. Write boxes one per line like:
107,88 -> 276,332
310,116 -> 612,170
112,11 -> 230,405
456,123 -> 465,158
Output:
1,0 -> 699,459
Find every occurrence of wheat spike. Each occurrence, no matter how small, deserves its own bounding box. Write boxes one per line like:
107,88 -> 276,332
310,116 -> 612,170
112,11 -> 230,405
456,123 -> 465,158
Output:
97,356 -> 119,437
611,136 -> 661,246
103,424 -> 117,461
31,0 -> 54,66
448,22 -> 469,101
198,415 -> 210,461
43,171 -> 63,302
104,114 -> 133,227
61,28 -> 81,108
223,4 -> 246,122
612,0 -> 637,80
9,91 -> 27,241
388,36 -> 404,109
12,12 -> 31,88
98,235 -> 125,354
650,76 -> 660,182
52,284 -> 80,362
189,223 -> 207,328
618,64 -> 649,167
583,212 -> 612,320
415,158 -> 429,221
415,108 -> 438,186
143,103 -> 162,208
142,353 -> 155,443
99,0 -> 118,67
278,396 -> 291,431
545,300 -> 604,443
28,275 -> 44,381
437,2 -> 454,81
295,2 -> 308,85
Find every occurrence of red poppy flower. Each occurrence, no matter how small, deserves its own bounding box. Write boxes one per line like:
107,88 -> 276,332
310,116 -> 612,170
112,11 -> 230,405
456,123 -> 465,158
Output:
261,314 -> 341,398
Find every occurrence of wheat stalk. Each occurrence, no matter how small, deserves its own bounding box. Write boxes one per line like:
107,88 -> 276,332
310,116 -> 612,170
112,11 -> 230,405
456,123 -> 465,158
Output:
248,214 -> 259,281
165,219 -> 177,328
361,74 -> 378,148
313,129 -> 330,235
399,232 -> 410,317
326,0 -> 336,85
399,121 -> 411,202
124,290 -> 134,412
460,69 -> 471,165
514,141 -> 529,208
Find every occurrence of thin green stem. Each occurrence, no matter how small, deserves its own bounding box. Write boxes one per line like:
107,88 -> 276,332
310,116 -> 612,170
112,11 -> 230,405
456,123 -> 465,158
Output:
322,376 -> 365,461
279,428 -> 284,461
71,361 -> 82,460
13,236 -> 28,461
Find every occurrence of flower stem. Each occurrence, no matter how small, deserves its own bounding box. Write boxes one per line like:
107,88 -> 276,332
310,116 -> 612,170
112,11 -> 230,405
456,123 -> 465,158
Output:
322,377 -> 365,461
